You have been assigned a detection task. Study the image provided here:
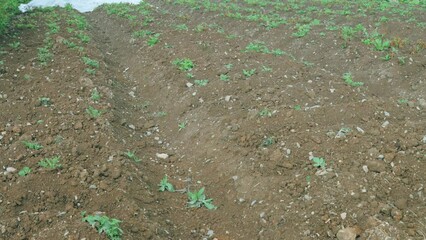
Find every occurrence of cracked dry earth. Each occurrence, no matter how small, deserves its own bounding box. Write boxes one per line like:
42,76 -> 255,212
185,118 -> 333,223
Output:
0,1 -> 426,239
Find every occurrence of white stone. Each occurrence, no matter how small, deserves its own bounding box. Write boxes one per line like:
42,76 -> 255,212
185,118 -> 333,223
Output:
156,153 -> 169,159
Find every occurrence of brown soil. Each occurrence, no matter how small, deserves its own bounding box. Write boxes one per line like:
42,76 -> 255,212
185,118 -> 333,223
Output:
1,1 -> 425,239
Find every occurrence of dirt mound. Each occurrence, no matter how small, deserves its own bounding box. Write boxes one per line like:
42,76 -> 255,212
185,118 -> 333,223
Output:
0,1 -> 425,239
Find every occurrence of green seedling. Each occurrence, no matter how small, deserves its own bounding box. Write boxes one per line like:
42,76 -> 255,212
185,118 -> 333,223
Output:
381,54 -> 391,61
85,68 -> 96,75
82,57 -> 99,68
372,38 -> 391,51
175,24 -> 188,31
158,175 -> 175,192
243,69 -> 256,78
342,72 -> 364,87
294,105 -> 302,111
262,65 -> 272,72
173,58 -> 194,72
147,33 -> 160,46
76,32 -> 91,43
225,63 -> 233,70
124,151 -> 140,162
219,74 -> 229,81
194,79 -> 208,86
293,24 -> 311,37
259,108 -> 272,117
86,106 -> 102,119
271,49 -> 284,56
178,121 -> 187,131
132,30 -> 153,38
187,187 -> 217,210
244,41 -> 268,53
18,167 -> 31,176
37,47 -> 53,66
91,89 -> 101,101
312,157 -> 326,168
22,141 -> 43,150
9,41 -> 20,49
38,156 -> 61,169
398,56 -> 406,65
47,22 -> 59,34
306,175 -> 311,183
261,137 -> 276,147
39,97 -> 51,106
186,72 -> 194,79
82,212 -> 122,240
23,74 -> 31,80
397,99 -> 408,104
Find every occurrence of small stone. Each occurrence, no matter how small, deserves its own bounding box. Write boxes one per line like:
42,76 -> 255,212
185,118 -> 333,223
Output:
336,227 -> 358,240
340,212 -> 347,220
12,126 -> 22,134
366,160 -> 386,173
186,82 -> 193,88
111,169 -> 121,179
395,198 -> 407,210
391,209 -> 403,221
99,181 -> 108,190
128,124 -> 136,130
362,165 -> 369,173
74,122 -> 83,130
311,136 -> 322,144
381,121 -> 389,128
270,149 -> 283,162
224,95 -> 231,102
6,167 -> 16,173
156,153 -> 169,159
418,98 -> 426,108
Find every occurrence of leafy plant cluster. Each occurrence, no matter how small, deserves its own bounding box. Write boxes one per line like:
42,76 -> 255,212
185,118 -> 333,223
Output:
82,212 -> 123,240
158,175 -> 217,210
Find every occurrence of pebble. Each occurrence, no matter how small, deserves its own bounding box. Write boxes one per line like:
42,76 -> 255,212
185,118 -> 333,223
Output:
111,169 -> 121,179
336,227 -> 358,240
391,208 -> 403,221
224,95 -> 231,102
6,167 -> 16,173
395,198 -> 407,210
186,82 -> 193,88
366,160 -> 386,173
419,98 -> 426,108
362,165 -> 369,173
156,153 -> 169,159
74,122 -> 83,130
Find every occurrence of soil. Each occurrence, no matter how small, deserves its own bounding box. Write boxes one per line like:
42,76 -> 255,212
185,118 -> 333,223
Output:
0,1 -> 425,239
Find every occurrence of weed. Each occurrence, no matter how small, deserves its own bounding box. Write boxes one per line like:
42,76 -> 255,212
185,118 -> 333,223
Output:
38,156 -> 61,169
259,108 -> 272,117
194,79 -> 209,86
261,65 -> 272,72
186,72 -> 194,79
82,212 -> 123,240
47,22 -> 59,34
9,41 -> 20,49
225,63 -> 233,70
243,69 -> 256,78
244,41 -> 268,53
294,105 -> 302,111
175,24 -> 188,31
194,23 -> 208,32
381,54 -> 391,61
187,187 -> 217,210
312,157 -> 326,168
39,97 -> 51,106
86,106 -> 102,119
91,89 -> 101,101
67,14 -> 88,30
342,72 -> 364,87
372,38 -> 391,51
398,56 -> 406,65
18,167 -> 31,176
132,30 -> 153,38
62,39 -> 77,48
124,151 -> 140,162
178,121 -> 187,131
219,74 -> 229,81
158,175 -> 175,192
22,141 -> 43,150
293,24 -> 311,37
23,74 -> 31,80
271,49 -> 284,56
173,58 -> 194,71
261,137 -> 276,147
85,68 -> 96,75
147,33 -> 160,46
76,32 -> 90,43
37,47 -> 53,66
82,57 -> 99,68
397,99 -> 408,104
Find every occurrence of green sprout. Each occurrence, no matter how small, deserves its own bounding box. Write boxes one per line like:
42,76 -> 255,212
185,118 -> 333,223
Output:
82,212 -> 123,240
18,167 -> 31,176
124,151 -> 140,162
39,97 -> 51,106
158,175 -> 175,192
312,157 -> 326,168
219,74 -> 229,81
194,79 -> 209,86
22,141 -> 43,150
91,89 -> 101,101
342,72 -> 364,87
294,105 -> 302,111
178,121 -> 187,131
81,57 -> 99,68
259,108 -> 273,117
243,68 -> 256,78
86,106 -> 102,118
38,156 -> 61,169
147,33 -> 160,46
187,187 -> 217,210
173,58 -> 194,71
261,137 -> 276,147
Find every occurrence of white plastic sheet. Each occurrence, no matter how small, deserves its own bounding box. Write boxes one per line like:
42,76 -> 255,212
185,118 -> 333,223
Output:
19,0 -> 142,13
